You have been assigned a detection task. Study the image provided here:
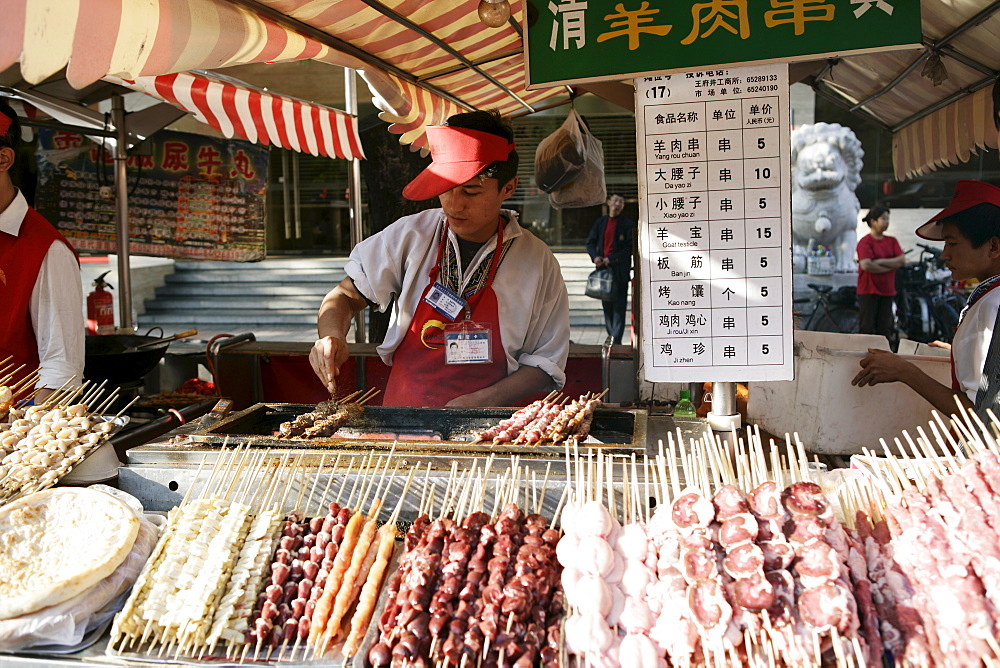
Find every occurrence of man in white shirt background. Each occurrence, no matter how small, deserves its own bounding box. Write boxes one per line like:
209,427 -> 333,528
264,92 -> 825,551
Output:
0,99 -> 84,402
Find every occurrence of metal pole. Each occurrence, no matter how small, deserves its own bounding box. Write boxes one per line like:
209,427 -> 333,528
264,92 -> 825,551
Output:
111,94 -> 134,332
292,151 -> 302,239
346,68 -> 366,344
281,150 -> 291,239
712,381 -> 738,419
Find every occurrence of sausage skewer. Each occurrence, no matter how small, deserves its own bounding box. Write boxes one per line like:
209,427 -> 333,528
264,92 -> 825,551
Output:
342,483 -> 412,659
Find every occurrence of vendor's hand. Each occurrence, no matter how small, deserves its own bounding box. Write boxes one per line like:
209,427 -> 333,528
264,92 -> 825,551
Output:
928,340 -> 952,350
445,389 -> 488,408
593,256 -> 605,266
310,335 -> 351,396
851,348 -> 914,388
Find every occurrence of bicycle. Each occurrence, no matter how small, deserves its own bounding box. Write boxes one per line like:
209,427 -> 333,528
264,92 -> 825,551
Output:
795,283 -> 860,334
895,243 -> 966,344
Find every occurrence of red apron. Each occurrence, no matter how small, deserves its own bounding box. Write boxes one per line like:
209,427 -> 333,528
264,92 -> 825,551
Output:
382,221 -> 508,407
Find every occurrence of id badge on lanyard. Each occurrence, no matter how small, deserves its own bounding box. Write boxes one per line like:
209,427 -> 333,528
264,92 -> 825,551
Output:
444,318 -> 493,365
423,282 -> 466,320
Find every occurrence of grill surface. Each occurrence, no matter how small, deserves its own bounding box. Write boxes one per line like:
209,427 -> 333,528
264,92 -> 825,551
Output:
188,403 -> 644,455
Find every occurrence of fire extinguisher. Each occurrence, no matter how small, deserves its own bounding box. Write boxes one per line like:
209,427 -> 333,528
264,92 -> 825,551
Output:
86,271 -> 115,335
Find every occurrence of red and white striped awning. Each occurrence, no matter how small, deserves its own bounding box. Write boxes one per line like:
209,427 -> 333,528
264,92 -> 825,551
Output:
2,0 -> 568,153
118,72 -> 365,160
251,0 -> 566,150
1,0 -> 330,89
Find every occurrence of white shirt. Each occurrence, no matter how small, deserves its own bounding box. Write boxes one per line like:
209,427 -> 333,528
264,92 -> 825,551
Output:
0,191 -> 85,390
952,287 -> 1000,403
346,208 -> 570,389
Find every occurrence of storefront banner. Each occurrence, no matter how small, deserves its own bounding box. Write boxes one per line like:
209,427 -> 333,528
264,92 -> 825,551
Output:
525,0 -> 920,89
35,129 -> 268,262
636,64 -> 794,383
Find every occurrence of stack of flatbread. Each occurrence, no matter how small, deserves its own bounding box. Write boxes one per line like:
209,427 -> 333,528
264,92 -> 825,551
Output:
0,487 -> 156,651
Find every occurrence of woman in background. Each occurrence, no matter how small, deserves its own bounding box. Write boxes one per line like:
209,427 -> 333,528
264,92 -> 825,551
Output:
856,205 -> 905,339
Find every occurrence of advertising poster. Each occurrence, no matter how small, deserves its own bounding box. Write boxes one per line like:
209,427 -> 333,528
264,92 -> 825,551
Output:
35,129 -> 268,261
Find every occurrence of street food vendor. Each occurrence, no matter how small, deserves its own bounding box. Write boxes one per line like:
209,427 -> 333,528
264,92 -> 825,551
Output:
309,110 -> 570,407
0,100 -> 84,402
852,180 -> 1000,414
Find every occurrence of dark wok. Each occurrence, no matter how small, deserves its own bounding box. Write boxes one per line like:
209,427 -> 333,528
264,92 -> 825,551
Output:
84,331 -> 173,384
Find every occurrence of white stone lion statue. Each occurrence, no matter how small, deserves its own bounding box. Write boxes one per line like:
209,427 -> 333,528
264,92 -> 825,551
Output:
791,123 -> 864,273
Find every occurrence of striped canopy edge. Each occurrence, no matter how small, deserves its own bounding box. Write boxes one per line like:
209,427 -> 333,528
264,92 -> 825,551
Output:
0,0 -> 463,153
893,86 -> 1000,181
115,72 -> 366,160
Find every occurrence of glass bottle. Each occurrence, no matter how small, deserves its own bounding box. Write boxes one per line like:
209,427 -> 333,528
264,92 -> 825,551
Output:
673,389 -> 697,417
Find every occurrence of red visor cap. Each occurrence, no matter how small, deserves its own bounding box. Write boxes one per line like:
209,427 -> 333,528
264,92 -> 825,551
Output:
402,125 -> 515,201
916,180 -> 1000,240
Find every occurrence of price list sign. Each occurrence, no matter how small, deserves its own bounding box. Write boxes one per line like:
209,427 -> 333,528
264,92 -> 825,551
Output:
635,64 -> 793,383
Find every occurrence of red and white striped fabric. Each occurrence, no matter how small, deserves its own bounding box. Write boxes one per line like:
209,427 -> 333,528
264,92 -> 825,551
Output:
2,0 -> 566,150
122,72 -> 365,160
255,0 -> 566,146
0,0 -> 332,89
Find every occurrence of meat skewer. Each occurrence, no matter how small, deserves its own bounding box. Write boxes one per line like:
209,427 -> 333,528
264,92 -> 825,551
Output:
276,389 -> 378,439
469,392 -> 603,446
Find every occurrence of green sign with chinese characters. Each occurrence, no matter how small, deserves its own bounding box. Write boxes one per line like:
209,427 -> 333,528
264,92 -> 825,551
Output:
524,0 -> 920,88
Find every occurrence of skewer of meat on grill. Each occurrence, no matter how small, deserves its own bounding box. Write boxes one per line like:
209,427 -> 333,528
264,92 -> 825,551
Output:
471,392 -> 559,444
276,388 -> 378,439
472,391 -> 605,446
515,400 -> 566,445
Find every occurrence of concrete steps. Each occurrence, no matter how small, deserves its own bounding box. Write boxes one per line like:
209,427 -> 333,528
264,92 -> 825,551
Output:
138,253 -> 630,344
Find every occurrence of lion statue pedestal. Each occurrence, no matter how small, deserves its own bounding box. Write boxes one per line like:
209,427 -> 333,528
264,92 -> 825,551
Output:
791,123 -> 864,274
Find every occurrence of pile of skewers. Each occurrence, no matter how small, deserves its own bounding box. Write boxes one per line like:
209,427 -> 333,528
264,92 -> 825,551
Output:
834,404 -> 1000,666
109,445 -> 409,662
473,391 -> 604,445
276,389 -> 379,439
102,389 -> 1000,667
556,432 -> 869,668
368,459 -> 564,667
0,378 -> 132,506
0,356 -> 45,422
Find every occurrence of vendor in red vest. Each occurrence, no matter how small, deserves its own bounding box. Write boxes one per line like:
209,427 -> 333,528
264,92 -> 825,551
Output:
852,181 -> 1000,414
0,100 -> 84,403
309,110 -> 570,407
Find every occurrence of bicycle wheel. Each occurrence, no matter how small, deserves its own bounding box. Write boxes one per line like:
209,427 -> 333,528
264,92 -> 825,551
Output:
931,299 -> 960,342
806,306 -> 860,334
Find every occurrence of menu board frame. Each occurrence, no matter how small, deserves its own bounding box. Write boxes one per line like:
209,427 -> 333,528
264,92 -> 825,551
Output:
635,64 -> 794,383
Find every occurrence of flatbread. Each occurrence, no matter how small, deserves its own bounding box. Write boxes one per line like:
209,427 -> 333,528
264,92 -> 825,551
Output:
0,488 -> 140,619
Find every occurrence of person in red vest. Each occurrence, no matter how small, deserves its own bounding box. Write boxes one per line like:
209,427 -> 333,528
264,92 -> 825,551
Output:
852,181 -> 1000,415
309,110 -> 570,407
0,100 -> 84,403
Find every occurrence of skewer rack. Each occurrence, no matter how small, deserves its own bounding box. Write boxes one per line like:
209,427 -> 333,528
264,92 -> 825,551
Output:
117,403 -> 655,512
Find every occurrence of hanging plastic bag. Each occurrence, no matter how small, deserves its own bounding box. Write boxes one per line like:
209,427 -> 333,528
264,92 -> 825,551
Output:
545,111 -> 606,209
534,110 -> 587,194
585,267 -> 616,301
